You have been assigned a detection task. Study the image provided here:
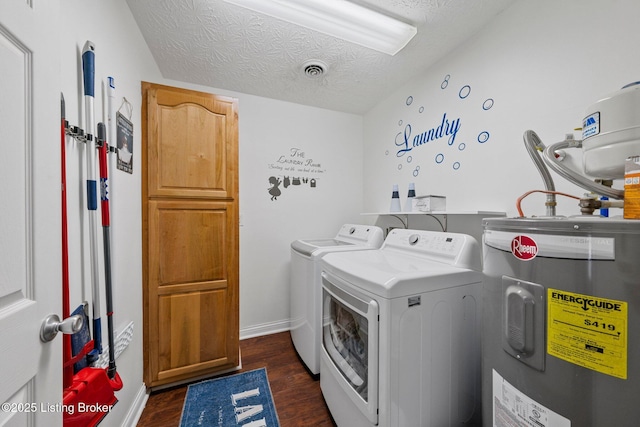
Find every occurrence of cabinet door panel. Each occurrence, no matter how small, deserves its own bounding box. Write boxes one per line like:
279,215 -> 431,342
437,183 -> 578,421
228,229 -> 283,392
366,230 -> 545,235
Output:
157,290 -> 229,378
146,84 -> 237,199
152,202 -> 228,285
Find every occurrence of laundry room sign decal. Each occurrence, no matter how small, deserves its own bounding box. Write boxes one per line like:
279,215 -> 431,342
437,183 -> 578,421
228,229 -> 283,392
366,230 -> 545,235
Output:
267,147 -> 326,200
395,112 -> 462,157
387,74 -> 495,176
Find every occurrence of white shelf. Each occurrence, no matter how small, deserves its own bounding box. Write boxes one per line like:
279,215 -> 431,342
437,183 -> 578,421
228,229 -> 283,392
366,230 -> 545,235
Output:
361,211 -> 506,233
362,211 -> 505,216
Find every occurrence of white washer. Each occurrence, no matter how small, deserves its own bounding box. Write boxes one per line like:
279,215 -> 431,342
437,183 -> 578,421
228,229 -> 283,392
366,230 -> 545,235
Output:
319,228 -> 483,427
290,223 -> 384,375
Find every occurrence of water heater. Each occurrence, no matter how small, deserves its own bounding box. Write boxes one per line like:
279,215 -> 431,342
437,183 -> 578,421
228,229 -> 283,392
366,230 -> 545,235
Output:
484,83 -> 640,426
582,81 -> 640,179
482,217 -> 640,427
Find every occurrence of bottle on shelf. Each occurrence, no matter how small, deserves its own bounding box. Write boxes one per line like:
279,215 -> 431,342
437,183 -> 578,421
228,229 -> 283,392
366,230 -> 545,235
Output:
390,184 -> 401,212
404,182 -> 415,212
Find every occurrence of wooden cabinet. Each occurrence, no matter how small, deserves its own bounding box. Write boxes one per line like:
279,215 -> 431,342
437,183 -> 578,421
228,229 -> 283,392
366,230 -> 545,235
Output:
142,82 -> 239,388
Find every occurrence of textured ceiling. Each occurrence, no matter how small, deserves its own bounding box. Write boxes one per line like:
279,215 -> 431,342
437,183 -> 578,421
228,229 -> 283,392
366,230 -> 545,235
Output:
127,0 -> 517,114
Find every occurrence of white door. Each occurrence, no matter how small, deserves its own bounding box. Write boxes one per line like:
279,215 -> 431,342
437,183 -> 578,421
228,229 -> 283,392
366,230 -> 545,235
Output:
0,0 -> 62,425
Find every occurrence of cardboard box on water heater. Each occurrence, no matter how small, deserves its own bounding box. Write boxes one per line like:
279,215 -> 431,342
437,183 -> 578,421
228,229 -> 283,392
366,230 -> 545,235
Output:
624,156 -> 640,219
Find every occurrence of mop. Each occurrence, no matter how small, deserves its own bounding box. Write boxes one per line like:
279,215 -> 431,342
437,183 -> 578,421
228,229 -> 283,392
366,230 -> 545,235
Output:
62,94 -> 94,377
83,41 -> 103,360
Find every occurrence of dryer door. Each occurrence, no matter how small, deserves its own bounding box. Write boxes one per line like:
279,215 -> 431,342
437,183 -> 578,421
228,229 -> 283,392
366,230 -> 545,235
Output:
321,271 -> 379,424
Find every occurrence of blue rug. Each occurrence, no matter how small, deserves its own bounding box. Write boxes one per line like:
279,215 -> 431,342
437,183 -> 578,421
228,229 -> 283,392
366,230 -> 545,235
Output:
179,368 -> 280,427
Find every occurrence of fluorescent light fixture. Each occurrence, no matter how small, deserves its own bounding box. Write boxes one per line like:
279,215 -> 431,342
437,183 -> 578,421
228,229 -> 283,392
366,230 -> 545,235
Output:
224,0 -> 417,55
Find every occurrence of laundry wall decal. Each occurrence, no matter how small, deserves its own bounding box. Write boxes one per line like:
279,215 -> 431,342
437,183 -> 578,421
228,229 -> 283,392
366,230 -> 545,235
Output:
386,73 -> 495,176
395,112 -> 462,157
267,147 -> 325,200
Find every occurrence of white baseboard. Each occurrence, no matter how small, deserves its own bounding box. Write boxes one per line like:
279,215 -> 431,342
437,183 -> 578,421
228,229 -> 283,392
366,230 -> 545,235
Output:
123,383 -> 149,427
240,319 -> 290,340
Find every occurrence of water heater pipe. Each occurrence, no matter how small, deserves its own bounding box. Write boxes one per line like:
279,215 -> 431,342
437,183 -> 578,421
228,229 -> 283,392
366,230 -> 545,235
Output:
523,130 -> 557,216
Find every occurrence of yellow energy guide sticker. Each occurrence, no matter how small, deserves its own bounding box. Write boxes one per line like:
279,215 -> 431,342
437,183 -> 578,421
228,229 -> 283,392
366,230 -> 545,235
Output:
547,288 -> 627,379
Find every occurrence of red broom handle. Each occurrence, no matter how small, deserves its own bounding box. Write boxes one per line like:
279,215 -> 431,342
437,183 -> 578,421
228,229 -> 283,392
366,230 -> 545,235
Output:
61,93 -> 73,389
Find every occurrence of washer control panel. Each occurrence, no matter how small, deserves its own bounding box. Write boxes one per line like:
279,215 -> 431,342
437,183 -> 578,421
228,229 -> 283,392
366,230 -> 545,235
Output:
334,223 -> 384,244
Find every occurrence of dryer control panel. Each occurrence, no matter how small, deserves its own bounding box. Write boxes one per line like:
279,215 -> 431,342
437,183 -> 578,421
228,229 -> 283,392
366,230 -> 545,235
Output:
383,228 -> 481,271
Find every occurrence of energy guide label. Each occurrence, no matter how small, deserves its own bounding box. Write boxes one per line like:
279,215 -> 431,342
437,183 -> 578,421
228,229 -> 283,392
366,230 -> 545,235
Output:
547,288 -> 627,379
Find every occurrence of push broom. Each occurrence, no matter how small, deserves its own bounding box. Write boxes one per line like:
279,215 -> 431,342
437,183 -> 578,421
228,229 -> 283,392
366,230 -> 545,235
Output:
97,121 -> 123,387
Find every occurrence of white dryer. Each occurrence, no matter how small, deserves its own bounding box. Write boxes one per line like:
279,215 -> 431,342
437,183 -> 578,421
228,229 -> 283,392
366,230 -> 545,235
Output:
320,228 -> 483,427
290,223 -> 384,375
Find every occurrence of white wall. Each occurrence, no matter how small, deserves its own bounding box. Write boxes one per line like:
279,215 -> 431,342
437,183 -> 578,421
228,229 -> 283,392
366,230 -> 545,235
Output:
235,95 -> 364,337
364,0 -> 640,219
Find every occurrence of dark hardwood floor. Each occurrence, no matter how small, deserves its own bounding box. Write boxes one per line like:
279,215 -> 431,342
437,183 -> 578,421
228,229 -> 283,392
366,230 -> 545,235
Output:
137,331 -> 336,426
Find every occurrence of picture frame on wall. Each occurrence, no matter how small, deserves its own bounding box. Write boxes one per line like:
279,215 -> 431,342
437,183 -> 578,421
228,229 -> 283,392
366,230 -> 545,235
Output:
116,112 -> 134,174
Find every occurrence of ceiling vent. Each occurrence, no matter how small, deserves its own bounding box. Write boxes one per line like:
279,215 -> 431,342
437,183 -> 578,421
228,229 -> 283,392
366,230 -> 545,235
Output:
302,60 -> 328,79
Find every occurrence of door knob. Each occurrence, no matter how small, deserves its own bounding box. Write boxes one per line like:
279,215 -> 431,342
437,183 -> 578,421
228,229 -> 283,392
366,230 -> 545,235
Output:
40,314 -> 83,343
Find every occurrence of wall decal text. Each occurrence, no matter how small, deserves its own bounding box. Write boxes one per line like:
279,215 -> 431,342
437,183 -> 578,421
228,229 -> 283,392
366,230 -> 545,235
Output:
266,147 -> 325,201
396,113 -> 461,157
